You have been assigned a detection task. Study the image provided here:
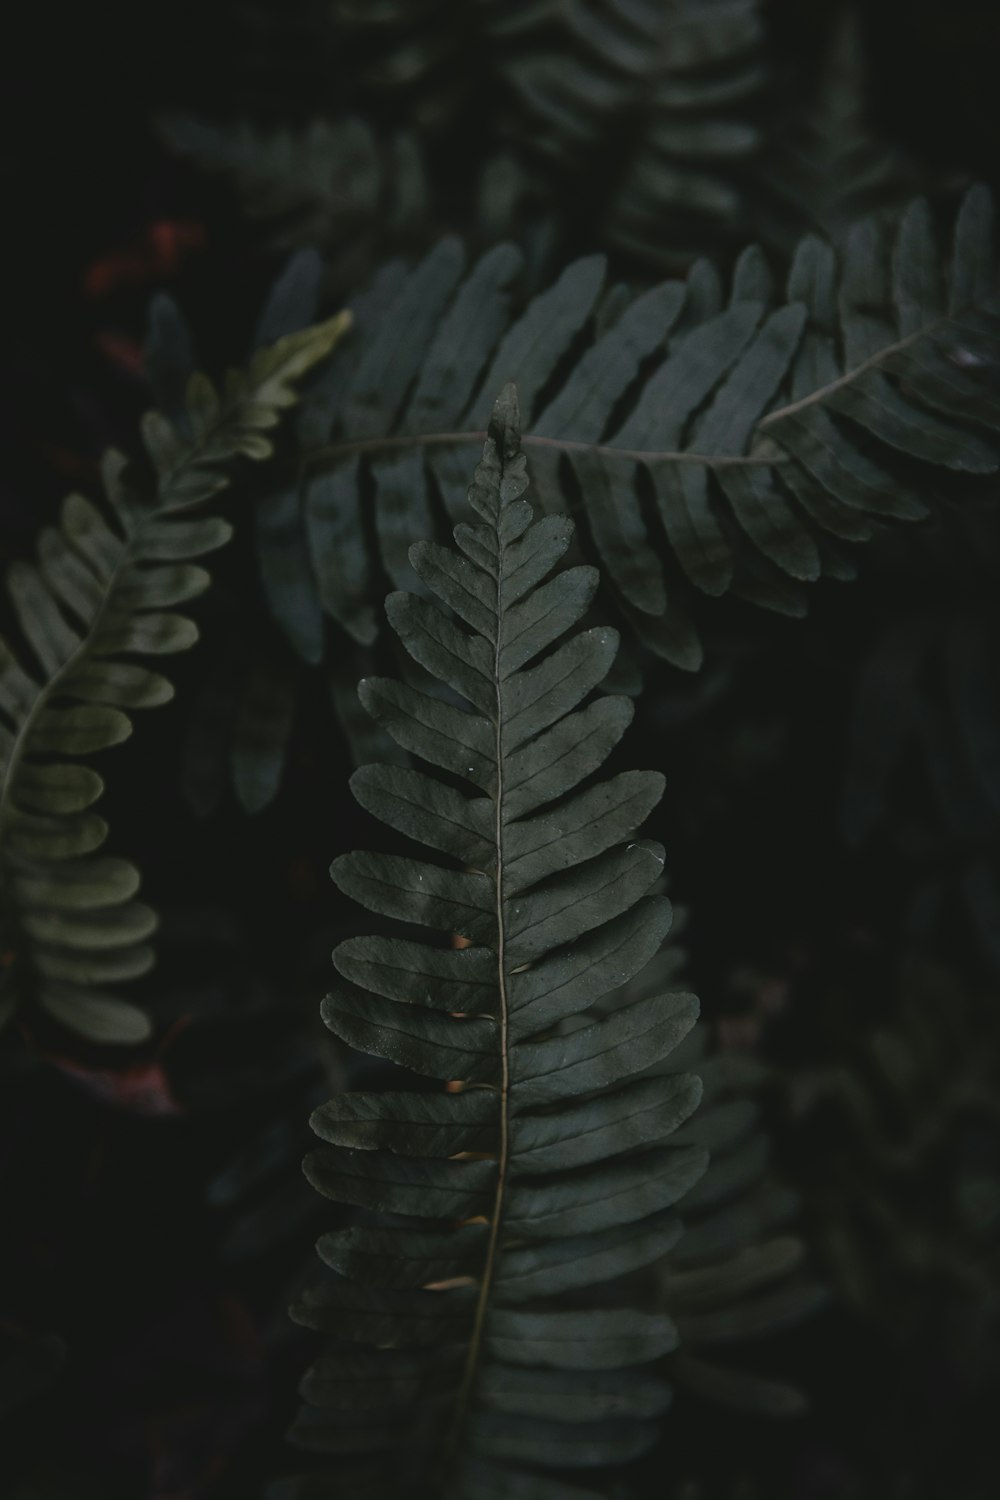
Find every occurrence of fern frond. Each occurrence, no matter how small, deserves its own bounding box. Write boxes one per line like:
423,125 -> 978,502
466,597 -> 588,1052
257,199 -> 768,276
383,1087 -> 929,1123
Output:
158,114 -> 429,279
152,253 -> 337,815
326,0 -> 764,270
296,188 -> 999,675
755,6 -> 934,251
290,386 -> 707,1496
662,1029 -> 825,1418
841,602 -> 1000,973
588,937 -> 822,1421
0,314 -> 349,1042
331,0 -> 487,134
500,0 -> 767,270
792,959 -> 1000,1344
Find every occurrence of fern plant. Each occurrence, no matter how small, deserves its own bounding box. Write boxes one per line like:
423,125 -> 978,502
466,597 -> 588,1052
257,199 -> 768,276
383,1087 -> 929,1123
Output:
0,312 -> 349,1042
291,188 -> 998,680
287,386 -> 710,1496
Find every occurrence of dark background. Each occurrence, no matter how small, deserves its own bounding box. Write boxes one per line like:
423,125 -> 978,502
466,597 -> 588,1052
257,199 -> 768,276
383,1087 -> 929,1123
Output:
2,3 -> 1000,1497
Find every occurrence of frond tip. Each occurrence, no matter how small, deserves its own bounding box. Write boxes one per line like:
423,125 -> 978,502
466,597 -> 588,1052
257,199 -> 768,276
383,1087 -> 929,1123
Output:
290,385 -> 708,1497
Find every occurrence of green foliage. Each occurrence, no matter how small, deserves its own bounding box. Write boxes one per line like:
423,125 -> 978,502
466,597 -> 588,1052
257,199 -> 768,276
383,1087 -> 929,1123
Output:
159,114 -> 430,291
330,0 -> 490,134
546,922 -> 823,1423
756,6 -> 930,250
151,252 -> 343,816
660,1028 -> 826,1418
0,312 -> 349,1042
497,0 -> 768,270
293,188 -> 999,679
793,959 -> 1000,1344
842,602 -> 1000,972
289,387 -> 708,1496
171,1 -> 769,278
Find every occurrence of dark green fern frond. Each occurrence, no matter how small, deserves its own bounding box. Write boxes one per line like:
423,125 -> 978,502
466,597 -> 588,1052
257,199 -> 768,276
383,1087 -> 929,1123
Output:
841,602 -> 1000,974
288,386 -> 708,1497
294,188 -> 999,678
331,0 -> 488,134
0,312 -> 349,1043
662,1029 -> 826,1418
755,7 -> 939,252
151,253 -> 337,815
499,0 -> 767,271
587,936 -> 822,1421
326,0 -> 765,271
158,114 -> 429,288
792,958 -> 1000,1347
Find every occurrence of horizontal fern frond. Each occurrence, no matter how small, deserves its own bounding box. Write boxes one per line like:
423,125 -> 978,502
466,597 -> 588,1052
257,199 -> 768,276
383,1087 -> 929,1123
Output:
0,314 -> 349,1042
294,188 -> 999,675
290,386 -> 707,1497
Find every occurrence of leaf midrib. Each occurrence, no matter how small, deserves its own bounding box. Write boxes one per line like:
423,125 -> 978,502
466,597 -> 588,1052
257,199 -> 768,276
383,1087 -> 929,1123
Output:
303,311 -> 966,474
445,476 -> 512,1468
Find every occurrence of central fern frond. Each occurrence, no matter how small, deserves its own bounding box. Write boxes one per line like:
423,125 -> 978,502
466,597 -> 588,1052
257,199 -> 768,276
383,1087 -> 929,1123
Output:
291,386 -> 707,1496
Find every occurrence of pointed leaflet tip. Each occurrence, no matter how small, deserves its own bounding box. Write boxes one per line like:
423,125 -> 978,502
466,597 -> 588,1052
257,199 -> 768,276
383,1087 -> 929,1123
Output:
466,383 -> 531,531
492,382 -> 521,455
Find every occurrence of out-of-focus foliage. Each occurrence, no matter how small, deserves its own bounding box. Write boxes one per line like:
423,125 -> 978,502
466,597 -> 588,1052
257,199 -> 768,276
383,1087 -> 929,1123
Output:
754,7 -> 933,251
165,0 -> 770,278
792,958 -> 1000,1351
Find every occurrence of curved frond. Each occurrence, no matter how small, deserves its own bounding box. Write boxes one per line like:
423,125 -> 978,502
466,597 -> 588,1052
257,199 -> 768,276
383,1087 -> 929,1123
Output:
291,387 -> 707,1496
295,189 -> 999,675
0,313 -> 349,1042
